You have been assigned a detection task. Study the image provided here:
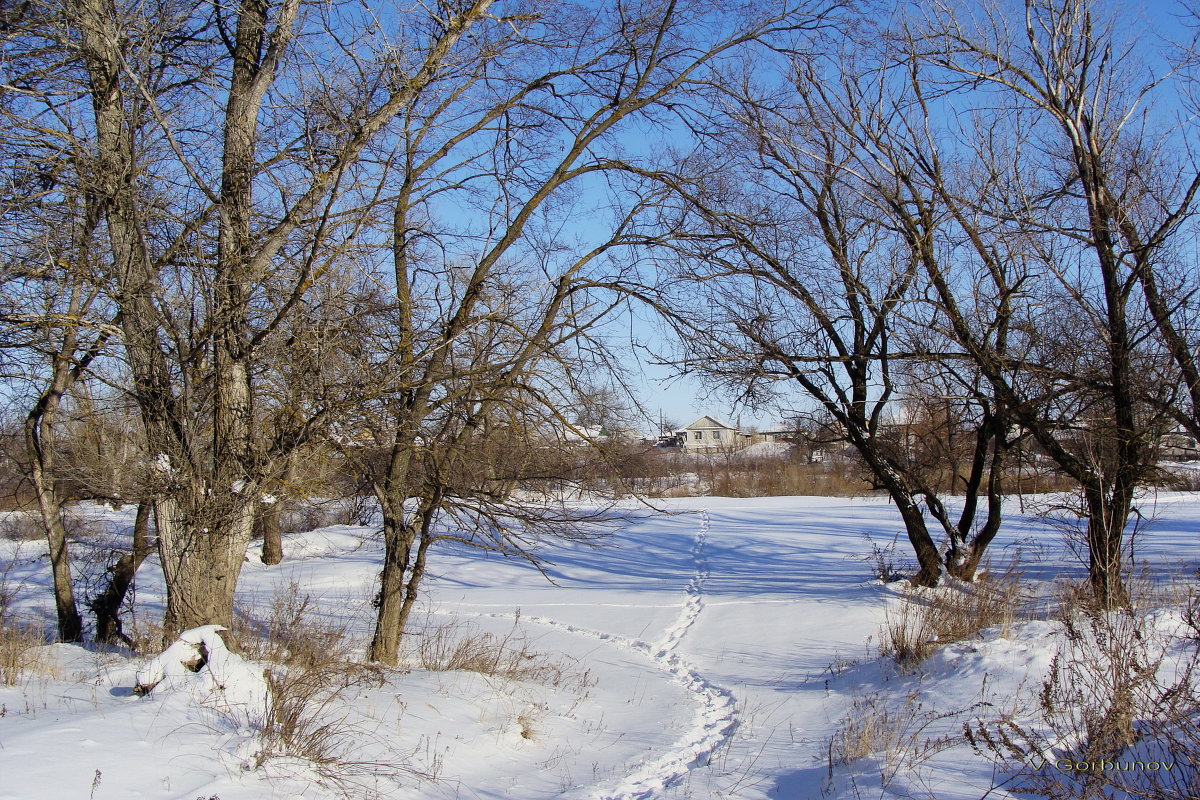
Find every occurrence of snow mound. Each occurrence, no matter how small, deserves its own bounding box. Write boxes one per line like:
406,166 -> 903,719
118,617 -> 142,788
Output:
135,625 -> 270,722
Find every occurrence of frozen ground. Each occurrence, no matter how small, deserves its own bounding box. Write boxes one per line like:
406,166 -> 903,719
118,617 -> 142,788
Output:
1,492 -> 1198,799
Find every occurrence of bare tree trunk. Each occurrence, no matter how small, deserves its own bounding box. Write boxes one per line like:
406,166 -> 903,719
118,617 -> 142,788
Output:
946,448 -> 1006,582
155,496 -> 257,636
1083,482 -> 1133,609
369,486 -> 442,666
26,428 -> 81,642
93,501 -> 154,646
934,412 -> 1009,582
395,501 -> 437,641
25,346 -> 83,642
257,500 -> 283,565
368,497 -> 417,666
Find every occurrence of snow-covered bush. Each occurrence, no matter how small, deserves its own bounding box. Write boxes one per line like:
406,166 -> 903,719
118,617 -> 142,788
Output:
133,625 -> 270,721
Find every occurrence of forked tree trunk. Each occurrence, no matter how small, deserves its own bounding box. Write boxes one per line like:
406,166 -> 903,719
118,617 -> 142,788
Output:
368,490 -> 441,665
93,501 -> 155,646
368,506 -> 417,666
944,495 -> 1003,582
941,421 -> 1008,582
395,506 -> 437,641
858,448 -> 943,586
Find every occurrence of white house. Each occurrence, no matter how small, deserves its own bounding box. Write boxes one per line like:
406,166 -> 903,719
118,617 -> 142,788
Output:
675,416 -> 748,452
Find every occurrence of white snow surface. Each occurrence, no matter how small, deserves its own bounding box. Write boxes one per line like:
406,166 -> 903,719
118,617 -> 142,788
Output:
2,493 -> 1199,799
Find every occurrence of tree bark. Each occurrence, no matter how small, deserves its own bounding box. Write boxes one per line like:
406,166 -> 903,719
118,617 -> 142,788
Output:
155,496 -> 257,637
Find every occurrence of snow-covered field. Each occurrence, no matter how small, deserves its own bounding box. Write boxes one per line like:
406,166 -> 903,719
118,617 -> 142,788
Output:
2,492 -> 1199,800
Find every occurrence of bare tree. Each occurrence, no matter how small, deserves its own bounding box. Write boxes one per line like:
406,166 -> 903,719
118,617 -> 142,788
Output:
0,0 -> 123,640
634,39 -> 1022,585
58,0 -> 513,638
338,0 -> 839,664
895,0 -> 1198,605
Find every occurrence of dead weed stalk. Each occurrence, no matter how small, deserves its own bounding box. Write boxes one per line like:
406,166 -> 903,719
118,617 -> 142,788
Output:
234,583 -> 424,794
967,583 -> 1200,800
827,690 -> 961,788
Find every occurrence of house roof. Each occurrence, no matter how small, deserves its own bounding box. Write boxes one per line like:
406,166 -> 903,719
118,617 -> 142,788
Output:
679,415 -> 739,432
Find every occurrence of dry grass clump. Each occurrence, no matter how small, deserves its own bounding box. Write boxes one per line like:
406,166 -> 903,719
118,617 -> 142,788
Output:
0,558 -> 49,686
860,532 -> 913,583
0,612 -> 46,686
828,690 -> 957,787
232,584 -> 405,793
881,566 -> 1025,670
234,581 -> 352,670
408,615 -> 573,686
255,657 -> 397,790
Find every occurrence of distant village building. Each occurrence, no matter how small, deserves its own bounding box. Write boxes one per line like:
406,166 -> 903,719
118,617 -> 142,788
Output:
673,416 -> 746,451
659,415 -> 804,453
1159,427 -> 1199,461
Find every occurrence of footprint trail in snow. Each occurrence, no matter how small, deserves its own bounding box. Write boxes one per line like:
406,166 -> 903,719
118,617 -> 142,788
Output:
586,509 -> 738,800
465,509 -> 739,799
588,508 -> 738,800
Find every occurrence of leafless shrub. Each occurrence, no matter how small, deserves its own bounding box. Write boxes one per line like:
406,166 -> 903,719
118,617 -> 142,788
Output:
968,590 -> 1200,800
1157,467 -> 1200,492
61,511 -> 103,541
126,616 -> 167,654
880,567 -> 1025,670
859,532 -> 912,583
0,512 -> 41,541
708,458 -> 872,497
